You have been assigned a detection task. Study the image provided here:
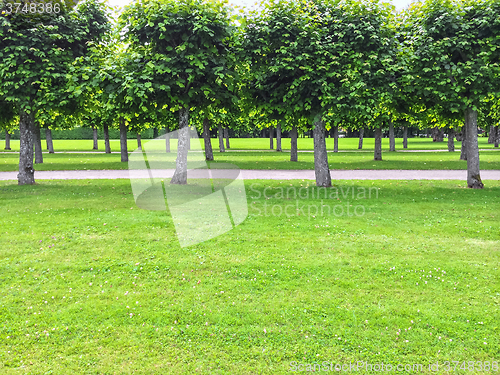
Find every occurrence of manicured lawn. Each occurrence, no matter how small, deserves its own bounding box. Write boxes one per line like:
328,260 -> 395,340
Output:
1,137 -> 499,153
0,179 -> 499,374
1,149 -> 499,171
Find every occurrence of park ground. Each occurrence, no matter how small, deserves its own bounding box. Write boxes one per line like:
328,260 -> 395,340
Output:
0,138 -> 499,374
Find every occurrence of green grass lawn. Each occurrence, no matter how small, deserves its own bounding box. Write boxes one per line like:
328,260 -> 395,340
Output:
1,136 -> 499,153
0,179 -> 499,374
1,149 -> 499,172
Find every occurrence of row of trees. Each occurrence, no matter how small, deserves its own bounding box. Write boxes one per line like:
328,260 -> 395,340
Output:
1,0 -> 500,188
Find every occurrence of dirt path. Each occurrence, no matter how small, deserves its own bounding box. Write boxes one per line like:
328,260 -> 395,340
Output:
1,169 -> 500,181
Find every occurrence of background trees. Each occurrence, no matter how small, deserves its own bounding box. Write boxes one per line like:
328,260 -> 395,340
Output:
403,0 -> 500,188
120,0 -> 238,184
0,0 -> 110,184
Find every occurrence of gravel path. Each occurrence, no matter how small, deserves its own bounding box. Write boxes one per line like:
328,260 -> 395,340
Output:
1,169 -> 500,181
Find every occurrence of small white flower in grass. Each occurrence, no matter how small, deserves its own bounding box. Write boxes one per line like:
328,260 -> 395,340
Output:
264,328 -> 267,333
439,336 -> 441,339
450,339 -> 452,342
125,291 -> 128,295
484,342 -> 487,345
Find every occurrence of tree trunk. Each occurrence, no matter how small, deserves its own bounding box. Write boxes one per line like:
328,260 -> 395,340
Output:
374,128 -> 382,161
403,126 -> 408,149
447,129 -> 455,152
431,127 -> 437,141
45,127 -> 54,153
290,126 -> 298,162
389,120 -> 395,151
136,133 -> 142,150
276,123 -> 282,151
165,128 -> 170,153
119,118 -> 128,162
488,125 -> 495,144
313,117 -> 331,187
18,109 -> 35,185
224,126 -> 230,149
358,128 -> 364,149
170,107 -> 189,185
494,126 -> 499,148
269,127 -> 274,149
153,127 -> 159,139
333,126 -> 338,152
5,131 -> 11,150
92,126 -> 98,150
34,124 -> 43,164
218,124 -> 225,153
460,126 -> 467,161
464,108 -> 483,188
103,123 -> 111,153
203,118 -> 213,161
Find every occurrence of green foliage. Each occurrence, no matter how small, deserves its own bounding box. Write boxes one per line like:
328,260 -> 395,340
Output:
239,0 -> 395,127
0,0 -> 111,115
119,0 -> 238,115
402,0 -> 500,113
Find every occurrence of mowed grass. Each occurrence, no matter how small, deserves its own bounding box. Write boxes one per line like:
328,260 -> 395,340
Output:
1,148 -> 500,172
1,136 -> 499,153
0,179 -> 499,374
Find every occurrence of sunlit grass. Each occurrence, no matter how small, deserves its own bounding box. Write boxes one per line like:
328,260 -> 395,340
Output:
0,179 -> 498,374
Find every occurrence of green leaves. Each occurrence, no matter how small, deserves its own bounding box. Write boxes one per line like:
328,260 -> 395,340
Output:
403,0 -> 500,113
119,0 -> 237,114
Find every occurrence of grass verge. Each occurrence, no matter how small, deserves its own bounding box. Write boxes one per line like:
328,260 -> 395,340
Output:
0,179 -> 499,374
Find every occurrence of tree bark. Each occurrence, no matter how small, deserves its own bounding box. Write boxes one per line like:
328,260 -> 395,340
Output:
119,118 -> 128,162
218,124 -> 225,152
45,127 -> 54,153
464,108 -> 483,188
447,129 -> 455,152
460,126 -> 467,161
165,128 -> 170,153
389,120 -> 395,151
92,126 -> 98,150
358,128 -> 364,149
333,126 -> 338,152
103,123 -> 111,153
5,131 -> 11,150
18,109 -> 35,185
170,107 -> 189,185
224,126 -> 230,149
374,128 -> 382,161
313,117 -> 331,187
276,123 -> 282,151
290,126 -> 298,162
494,126 -> 499,148
488,125 -> 495,144
34,124 -> 43,164
269,127 -> 274,149
153,127 -> 159,139
136,133 -> 142,150
203,118 -> 213,161
403,126 -> 408,149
